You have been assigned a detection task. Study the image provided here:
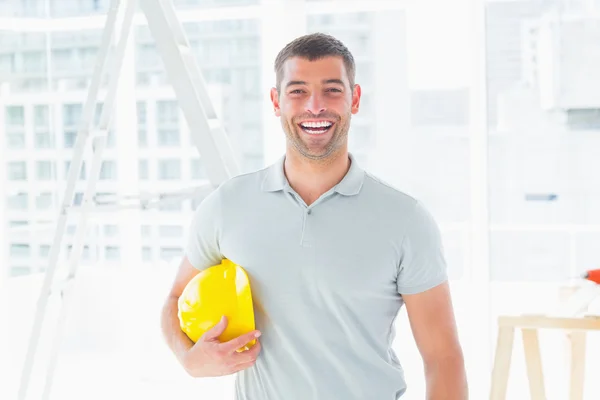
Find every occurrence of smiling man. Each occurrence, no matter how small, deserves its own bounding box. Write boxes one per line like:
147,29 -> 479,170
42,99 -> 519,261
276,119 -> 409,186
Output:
161,33 -> 468,400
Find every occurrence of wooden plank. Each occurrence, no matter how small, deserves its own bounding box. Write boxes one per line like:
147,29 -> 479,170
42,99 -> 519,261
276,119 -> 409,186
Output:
490,326 -> 515,400
522,329 -> 546,400
498,315 -> 600,331
568,332 -> 587,400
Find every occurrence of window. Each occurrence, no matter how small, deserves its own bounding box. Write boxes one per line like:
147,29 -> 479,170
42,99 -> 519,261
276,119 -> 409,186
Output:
160,247 -> 183,261
190,159 -> 206,180
63,103 -> 82,126
35,132 -> 54,148
36,161 -> 55,180
7,132 -> 25,149
158,129 -> 180,146
139,160 -> 149,180
64,131 -> 77,148
104,225 -> 118,237
158,159 -> 181,180
138,129 -> 147,147
22,51 -> 45,73
566,109 -> 600,130
10,244 -> 31,257
73,192 -> 84,206
68,245 -> 90,260
94,103 -> 103,125
157,100 -> 179,125
39,245 -> 51,258
100,160 -> 117,180
159,225 -> 183,238
141,225 -> 152,237
159,202 -> 182,212
8,162 -> 27,180
106,129 -> 116,148
105,246 -> 120,260
9,221 -> 28,227
36,193 -> 52,209
0,54 -> 15,74
34,105 -> 50,127
8,192 -> 28,210
10,266 -> 31,277
5,105 -> 25,126
137,101 -> 147,125
52,49 -> 73,71
142,247 -> 152,262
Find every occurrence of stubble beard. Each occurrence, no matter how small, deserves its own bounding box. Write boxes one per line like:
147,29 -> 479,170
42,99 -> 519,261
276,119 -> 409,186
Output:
282,112 -> 351,163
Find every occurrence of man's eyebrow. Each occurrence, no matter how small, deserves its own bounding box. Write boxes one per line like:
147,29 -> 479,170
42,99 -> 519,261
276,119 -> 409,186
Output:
285,79 -> 345,88
323,79 -> 345,86
285,80 -> 307,88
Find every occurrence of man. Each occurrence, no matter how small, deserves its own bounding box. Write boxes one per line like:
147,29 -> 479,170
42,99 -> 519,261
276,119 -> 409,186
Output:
161,33 -> 468,399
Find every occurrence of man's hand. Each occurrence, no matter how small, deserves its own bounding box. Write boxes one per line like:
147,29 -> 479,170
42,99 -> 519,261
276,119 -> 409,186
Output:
181,316 -> 262,378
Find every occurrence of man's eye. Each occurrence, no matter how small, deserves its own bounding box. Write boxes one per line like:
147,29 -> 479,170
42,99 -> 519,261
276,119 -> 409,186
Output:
290,89 -> 304,94
326,88 -> 342,92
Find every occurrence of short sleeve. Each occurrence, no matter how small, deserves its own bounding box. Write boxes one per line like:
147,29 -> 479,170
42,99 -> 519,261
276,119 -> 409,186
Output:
184,188 -> 224,271
396,201 -> 448,295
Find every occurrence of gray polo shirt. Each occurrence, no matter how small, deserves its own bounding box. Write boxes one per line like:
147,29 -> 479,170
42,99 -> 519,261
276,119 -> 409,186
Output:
184,153 -> 448,400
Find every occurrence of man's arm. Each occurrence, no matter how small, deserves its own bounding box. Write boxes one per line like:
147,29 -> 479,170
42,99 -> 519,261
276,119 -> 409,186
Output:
160,255 -> 262,377
160,256 -> 199,365
403,282 -> 468,400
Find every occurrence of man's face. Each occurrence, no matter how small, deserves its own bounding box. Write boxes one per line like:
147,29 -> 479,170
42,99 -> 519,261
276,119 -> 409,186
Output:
271,56 -> 361,161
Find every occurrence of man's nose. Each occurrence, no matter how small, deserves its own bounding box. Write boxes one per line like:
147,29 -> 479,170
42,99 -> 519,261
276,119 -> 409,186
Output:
305,94 -> 326,115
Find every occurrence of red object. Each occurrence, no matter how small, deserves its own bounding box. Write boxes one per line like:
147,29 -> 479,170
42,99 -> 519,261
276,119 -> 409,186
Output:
583,269 -> 600,284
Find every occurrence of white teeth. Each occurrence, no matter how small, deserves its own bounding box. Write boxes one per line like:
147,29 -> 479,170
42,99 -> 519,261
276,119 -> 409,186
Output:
300,121 -> 333,129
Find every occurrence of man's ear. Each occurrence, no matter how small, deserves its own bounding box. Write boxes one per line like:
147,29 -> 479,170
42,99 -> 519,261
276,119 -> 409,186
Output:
351,84 -> 362,115
270,87 -> 281,117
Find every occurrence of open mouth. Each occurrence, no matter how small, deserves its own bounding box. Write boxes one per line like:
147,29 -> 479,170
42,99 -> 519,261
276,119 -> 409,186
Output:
298,121 -> 334,135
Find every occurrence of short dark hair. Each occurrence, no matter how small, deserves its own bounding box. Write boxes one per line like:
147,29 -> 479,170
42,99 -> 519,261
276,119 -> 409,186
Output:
274,33 -> 356,93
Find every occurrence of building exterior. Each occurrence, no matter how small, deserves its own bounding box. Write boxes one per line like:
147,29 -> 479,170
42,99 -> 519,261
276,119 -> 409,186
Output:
1,2 -> 409,278
2,0 -> 600,283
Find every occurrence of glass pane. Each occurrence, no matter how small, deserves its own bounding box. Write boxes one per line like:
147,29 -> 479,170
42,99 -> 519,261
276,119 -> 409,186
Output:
8,192 -> 28,210
36,161 -> 55,180
190,159 -> 206,180
5,105 -> 25,126
35,193 -> 52,209
34,104 -> 50,126
104,246 -> 120,260
160,247 -> 183,261
158,225 -> 184,238
100,160 -> 117,180
103,225 -> 118,237
49,1 -> 110,19
8,161 -> 27,180
141,247 -> 152,261
138,160 -> 149,180
173,0 -> 259,8
10,243 -> 31,257
158,159 -> 181,180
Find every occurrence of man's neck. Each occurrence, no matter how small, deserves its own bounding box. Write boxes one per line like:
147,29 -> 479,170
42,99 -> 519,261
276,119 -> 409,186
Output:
283,149 -> 350,206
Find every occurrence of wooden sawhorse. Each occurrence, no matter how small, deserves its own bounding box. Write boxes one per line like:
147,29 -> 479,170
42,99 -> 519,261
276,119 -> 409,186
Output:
489,315 -> 600,400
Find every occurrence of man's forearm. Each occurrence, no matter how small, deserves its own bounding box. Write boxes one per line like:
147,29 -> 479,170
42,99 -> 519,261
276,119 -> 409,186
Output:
161,296 -> 194,364
424,353 -> 468,399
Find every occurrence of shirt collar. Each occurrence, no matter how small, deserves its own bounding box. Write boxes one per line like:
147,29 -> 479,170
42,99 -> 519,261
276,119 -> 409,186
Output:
261,153 -> 365,196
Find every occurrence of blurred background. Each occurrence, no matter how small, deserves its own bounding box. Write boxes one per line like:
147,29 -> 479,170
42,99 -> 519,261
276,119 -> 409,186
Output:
1,0 -> 600,399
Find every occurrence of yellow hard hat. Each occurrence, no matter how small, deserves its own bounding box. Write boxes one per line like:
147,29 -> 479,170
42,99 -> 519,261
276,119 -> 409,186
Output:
178,259 -> 256,350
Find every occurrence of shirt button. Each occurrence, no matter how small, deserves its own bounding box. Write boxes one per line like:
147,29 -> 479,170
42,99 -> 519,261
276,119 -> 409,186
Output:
306,209 -> 311,215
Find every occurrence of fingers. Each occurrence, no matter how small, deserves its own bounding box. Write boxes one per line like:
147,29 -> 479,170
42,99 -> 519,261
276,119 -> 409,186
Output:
220,329 -> 261,353
200,316 -> 228,341
233,339 -> 261,364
